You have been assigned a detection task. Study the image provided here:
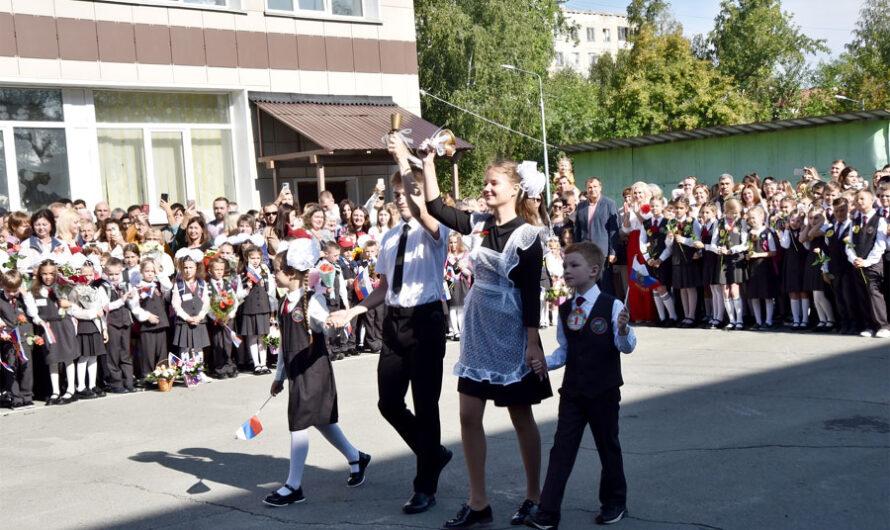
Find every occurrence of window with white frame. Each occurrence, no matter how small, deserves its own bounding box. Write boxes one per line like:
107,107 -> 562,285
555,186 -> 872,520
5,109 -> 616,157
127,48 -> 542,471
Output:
603,28 -> 612,42
267,0 -> 378,18
554,52 -> 564,66
588,52 -> 598,66
586,27 -> 596,41
618,27 -> 629,41
93,91 -> 235,220
571,52 -> 580,66
0,88 -> 70,212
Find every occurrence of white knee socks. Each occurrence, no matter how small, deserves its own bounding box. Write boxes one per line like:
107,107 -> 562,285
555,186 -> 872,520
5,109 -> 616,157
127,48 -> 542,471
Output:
661,292 -> 678,319
653,292 -> 666,320
813,290 -> 834,323
800,298 -> 811,325
316,423 -> 360,472
732,297 -> 743,323
750,298 -> 763,325
50,362 -> 76,396
723,294 -> 735,323
790,298 -> 801,324
249,337 -> 266,369
76,358 -> 98,391
278,429 -> 310,494
765,299 -> 775,326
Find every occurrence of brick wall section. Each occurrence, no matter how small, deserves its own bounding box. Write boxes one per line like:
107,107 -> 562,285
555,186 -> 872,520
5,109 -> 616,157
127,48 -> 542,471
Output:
0,14 -> 417,75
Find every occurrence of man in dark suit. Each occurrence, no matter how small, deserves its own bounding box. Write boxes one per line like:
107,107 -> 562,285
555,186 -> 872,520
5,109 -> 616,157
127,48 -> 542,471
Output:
574,177 -> 619,295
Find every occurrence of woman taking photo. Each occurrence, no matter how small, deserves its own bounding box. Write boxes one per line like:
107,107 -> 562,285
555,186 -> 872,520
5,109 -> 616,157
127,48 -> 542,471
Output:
396,134 -> 551,528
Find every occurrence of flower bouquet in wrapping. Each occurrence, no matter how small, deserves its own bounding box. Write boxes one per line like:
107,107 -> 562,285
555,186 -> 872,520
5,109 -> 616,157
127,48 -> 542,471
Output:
264,326 -> 281,357
180,356 -> 205,388
0,242 -> 26,273
318,262 -> 336,298
545,280 -> 570,305
209,290 -> 237,324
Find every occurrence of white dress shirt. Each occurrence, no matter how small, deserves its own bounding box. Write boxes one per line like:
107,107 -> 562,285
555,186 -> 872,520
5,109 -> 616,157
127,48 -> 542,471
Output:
376,217 -> 449,308
845,211 -> 888,267
547,284 -> 636,370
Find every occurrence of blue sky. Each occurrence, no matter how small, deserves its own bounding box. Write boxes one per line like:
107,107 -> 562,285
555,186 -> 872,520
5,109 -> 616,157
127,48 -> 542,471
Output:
564,0 -> 864,64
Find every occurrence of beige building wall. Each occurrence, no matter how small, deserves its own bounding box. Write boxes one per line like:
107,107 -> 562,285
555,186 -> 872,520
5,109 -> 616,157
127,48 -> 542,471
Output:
551,9 -> 631,77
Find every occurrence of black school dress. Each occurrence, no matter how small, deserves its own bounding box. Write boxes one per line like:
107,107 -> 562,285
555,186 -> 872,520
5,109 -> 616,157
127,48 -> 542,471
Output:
803,238 -> 828,291
671,218 -> 702,288
446,254 -> 471,308
34,289 -> 79,364
746,228 -> 777,299
643,217 -> 673,288
279,293 -> 338,432
137,282 -> 170,375
72,286 -> 107,359
781,230 -> 807,293
700,221 -> 720,285
172,279 -> 211,350
717,219 -> 748,284
207,278 -> 237,376
238,267 -> 272,336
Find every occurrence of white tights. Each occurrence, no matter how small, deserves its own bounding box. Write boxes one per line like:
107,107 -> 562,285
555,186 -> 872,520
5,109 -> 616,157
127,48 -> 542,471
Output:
448,307 -> 464,336
812,290 -> 834,323
248,336 -> 266,370
680,288 -> 697,320
710,285 -> 724,321
75,357 -> 98,391
50,362 -> 75,396
278,424 -> 361,494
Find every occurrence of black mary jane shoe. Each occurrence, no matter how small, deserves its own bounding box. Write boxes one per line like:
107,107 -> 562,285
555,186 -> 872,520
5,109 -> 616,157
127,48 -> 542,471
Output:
444,503 -> 493,528
347,451 -> 371,487
263,484 -> 305,507
510,499 -> 536,525
403,492 -> 436,514
45,394 -> 60,406
75,388 -> 95,400
59,392 -> 77,405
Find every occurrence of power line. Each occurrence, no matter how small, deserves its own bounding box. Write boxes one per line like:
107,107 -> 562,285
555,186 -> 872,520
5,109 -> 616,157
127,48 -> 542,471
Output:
419,89 -> 561,149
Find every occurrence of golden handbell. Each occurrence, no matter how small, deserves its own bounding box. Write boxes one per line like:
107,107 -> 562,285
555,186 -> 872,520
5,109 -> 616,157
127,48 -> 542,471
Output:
391,113 -> 402,133
431,129 -> 457,157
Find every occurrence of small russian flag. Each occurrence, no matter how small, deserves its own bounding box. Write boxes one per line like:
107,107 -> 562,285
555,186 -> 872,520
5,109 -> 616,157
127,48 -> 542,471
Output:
630,257 -> 659,288
43,322 -> 57,345
225,325 -> 243,348
353,269 -> 372,301
0,359 -> 14,372
11,328 -> 27,362
235,415 -> 263,440
246,267 -> 262,284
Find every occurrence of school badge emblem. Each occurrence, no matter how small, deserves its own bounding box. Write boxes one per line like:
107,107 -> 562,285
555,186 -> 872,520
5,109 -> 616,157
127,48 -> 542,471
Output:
825,229 -> 834,238
566,307 -> 587,331
291,307 -> 304,323
867,225 -> 876,235
589,317 -> 608,334
853,225 -> 861,234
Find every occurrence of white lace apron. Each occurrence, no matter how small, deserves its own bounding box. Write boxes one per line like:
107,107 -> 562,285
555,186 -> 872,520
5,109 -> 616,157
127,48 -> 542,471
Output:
454,214 -> 543,385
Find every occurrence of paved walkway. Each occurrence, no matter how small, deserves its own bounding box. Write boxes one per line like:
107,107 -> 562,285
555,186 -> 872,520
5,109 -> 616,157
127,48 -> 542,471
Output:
2,327 -> 888,529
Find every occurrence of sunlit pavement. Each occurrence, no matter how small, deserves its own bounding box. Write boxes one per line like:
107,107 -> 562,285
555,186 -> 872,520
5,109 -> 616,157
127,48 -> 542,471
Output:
2,326 -> 887,529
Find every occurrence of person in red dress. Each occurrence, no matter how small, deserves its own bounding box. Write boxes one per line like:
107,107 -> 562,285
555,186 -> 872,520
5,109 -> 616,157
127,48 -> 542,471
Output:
621,181 -> 657,323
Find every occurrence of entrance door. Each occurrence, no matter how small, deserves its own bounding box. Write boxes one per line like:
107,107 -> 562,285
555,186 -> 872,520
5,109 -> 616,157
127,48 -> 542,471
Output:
296,180 -> 348,206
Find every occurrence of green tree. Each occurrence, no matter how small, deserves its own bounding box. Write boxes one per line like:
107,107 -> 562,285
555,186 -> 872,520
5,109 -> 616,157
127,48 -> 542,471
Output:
415,0 -> 568,196
701,0 -> 828,119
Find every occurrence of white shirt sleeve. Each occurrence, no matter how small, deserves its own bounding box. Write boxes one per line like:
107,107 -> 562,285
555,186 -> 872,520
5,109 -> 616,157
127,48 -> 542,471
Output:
547,316 -> 567,370
611,299 -> 636,353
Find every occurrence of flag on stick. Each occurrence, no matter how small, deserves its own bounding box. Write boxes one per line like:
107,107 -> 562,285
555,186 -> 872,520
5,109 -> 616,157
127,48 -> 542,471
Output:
234,395 -> 273,440
630,257 -> 659,288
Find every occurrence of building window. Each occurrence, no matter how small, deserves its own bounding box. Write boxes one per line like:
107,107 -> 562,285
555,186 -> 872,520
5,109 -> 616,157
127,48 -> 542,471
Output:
100,0 -> 243,9
571,52 -> 580,66
586,27 -> 596,41
267,0 -> 369,18
0,88 -> 69,211
555,52 -> 564,66
603,28 -> 612,42
588,53 -> 598,66
94,91 -> 235,218
618,27 -> 629,41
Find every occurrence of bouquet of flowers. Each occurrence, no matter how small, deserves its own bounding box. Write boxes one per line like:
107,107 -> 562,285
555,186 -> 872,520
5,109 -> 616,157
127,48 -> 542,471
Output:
209,290 -> 237,323
545,280 -> 570,304
264,325 -> 281,357
0,242 -> 25,272
144,364 -> 180,383
179,357 -> 205,387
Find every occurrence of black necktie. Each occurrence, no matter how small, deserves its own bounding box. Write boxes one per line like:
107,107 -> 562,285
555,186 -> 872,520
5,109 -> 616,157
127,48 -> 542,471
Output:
392,223 -> 411,295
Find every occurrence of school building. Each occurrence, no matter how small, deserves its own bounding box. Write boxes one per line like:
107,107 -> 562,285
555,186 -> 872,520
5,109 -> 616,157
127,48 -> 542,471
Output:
0,0 -> 469,223
561,109 -> 890,200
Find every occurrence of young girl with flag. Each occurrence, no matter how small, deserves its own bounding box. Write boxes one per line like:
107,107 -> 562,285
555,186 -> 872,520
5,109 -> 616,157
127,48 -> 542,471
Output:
237,245 -> 276,375
26,259 -> 81,405
131,258 -> 172,382
263,233 -> 370,507
0,270 -> 35,408
171,249 -> 210,360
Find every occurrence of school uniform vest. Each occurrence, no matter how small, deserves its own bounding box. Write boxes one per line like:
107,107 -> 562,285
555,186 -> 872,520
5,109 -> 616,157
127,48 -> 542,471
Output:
139,282 -> 169,330
0,293 -> 33,358
643,217 -> 668,258
826,222 -> 853,276
278,295 -> 325,377
558,293 -> 622,399
719,219 -> 744,262
98,280 -> 133,328
208,278 -> 233,298
36,290 -> 64,323
671,218 -> 697,265
240,268 -> 271,314
176,280 -> 205,317
851,213 -> 881,259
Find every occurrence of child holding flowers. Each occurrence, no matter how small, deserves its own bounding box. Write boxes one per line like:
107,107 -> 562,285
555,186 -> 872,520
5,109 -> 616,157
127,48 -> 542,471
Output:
697,203 -> 724,327
713,198 -> 748,330
669,197 -> 702,327
543,236 -> 566,327
131,257 -> 172,381
237,244 -> 276,374
0,269 -> 35,408
206,256 -> 240,379
447,231 -> 472,338
639,196 -> 678,326
263,235 -> 370,507
66,255 -> 110,399
801,207 -> 835,330
26,259 -> 80,405
744,208 -> 777,329
171,249 -> 210,359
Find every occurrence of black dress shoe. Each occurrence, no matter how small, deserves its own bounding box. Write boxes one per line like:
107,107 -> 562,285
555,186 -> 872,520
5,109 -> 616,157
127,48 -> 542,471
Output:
110,387 -> 128,394
403,492 -> 435,514
45,394 -> 60,406
263,484 -> 305,507
527,510 -> 559,530
75,388 -> 95,400
595,505 -> 627,525
60,392 -> 77,405
91,387 -> 106,398
511,499 -> 536,525
444,503 -> 493,528
438,446 -> 454,474
347,451 -> 371,487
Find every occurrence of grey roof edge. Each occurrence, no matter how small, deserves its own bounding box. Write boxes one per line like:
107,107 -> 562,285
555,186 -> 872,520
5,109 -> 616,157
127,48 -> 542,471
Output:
561,109 -> 890,153
248,92 -> 397,107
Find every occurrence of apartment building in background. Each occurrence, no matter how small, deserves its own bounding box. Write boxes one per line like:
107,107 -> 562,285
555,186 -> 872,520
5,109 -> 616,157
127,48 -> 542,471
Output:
551,9 -> 632,76
0,0 -> 472,221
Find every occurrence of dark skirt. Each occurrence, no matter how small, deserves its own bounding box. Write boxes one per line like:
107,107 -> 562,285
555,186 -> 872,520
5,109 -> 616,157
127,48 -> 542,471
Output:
719,254 -> 748,285
654,260 -> 672,289
78,332 -> 107,358
238,313 -> 271,336
286,339 -> 338,431
803,252 -> 827,291
42,318 -> 79,364
449,277 -> 470,308
457,370 -> 553,407
672,258 -> 702,289
746,258 -> 777,299
172,320 -> 211,350
702,251 -> 720,285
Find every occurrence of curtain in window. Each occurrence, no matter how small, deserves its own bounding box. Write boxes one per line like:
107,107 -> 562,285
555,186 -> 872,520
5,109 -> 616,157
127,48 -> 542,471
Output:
97,128 -> 147,210
191,129 -> 235,208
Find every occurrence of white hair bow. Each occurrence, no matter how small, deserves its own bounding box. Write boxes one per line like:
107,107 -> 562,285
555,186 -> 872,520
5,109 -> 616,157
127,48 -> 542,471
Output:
286,238 -> 319,272
174,248 -> 204,263
517,161 -> 545,199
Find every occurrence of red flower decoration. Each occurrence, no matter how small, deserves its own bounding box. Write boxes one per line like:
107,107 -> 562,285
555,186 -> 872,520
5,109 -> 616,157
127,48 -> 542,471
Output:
17,314 -> 27,324
640,204 -> 651,215
35,337 -> 45,346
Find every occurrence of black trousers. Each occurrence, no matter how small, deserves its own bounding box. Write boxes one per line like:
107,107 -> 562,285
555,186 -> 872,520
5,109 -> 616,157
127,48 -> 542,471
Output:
851,265 -> 889,331
137,329 -> 168,378
360,304 -> 384,352
1,342 -> 32,402
598,262 -> 616,296
377,301 -> 447,494
539,387 -> 627,522
105,325 -> 133,388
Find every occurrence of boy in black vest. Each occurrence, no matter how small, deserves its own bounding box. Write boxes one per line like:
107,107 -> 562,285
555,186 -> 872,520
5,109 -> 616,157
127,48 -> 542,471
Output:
824,198 -> 857,334
845,190 -> 890,338
0,270 -> 34,408
528,241 -> 636,529
99,258 -> 139,393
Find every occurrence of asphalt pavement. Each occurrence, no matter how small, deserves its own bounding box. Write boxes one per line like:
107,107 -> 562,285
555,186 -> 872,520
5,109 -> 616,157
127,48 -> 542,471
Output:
1,326 -> 888,530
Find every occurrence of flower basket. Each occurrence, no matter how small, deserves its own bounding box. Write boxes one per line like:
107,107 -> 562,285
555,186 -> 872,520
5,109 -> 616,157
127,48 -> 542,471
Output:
157,378 -> 175,392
